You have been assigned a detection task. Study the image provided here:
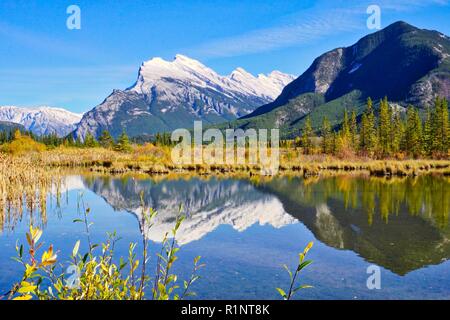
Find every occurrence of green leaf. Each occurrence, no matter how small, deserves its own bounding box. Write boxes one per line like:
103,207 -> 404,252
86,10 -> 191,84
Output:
82,253 -> 89,263
282,264 -> 293,281
11,257 -> 22,263
297,260 -> 313,272
72,240 -> 80,257
185,292 -> 197,297
275,287 -> 287,299
293,285 -> 313,293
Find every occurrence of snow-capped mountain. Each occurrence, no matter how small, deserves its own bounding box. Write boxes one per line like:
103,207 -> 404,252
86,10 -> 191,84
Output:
0,106 -> 83,137
73,54 -> 295,139
131,54 -> 294,102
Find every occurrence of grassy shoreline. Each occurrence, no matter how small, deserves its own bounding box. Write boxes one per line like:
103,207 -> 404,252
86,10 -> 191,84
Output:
5,145 -> 449,177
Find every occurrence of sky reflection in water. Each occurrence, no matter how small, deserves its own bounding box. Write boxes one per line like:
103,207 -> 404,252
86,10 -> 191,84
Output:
0,174 -> 449,299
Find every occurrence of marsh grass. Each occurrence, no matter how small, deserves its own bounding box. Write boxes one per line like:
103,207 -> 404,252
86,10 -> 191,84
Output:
39,146 -> 450,177
0,154 -> 63,231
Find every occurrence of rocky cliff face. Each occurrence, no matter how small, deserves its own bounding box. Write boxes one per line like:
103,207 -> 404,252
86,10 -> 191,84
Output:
243,21 -> 450,121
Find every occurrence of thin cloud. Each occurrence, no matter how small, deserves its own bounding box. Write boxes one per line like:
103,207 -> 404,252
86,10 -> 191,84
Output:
187,0 -> 449,59
188,10 -> 360,58
377,0 -> 448,11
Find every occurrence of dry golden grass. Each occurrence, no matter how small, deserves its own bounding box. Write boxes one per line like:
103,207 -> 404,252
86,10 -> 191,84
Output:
1,145 -> 449,234
2,144 -> 450,178
0,154 -> 64,231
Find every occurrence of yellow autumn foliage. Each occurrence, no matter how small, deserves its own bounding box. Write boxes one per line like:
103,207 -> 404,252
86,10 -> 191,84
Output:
1,130 -> 46,155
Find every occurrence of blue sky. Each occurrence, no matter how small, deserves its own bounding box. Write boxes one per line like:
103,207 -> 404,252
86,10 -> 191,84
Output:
0,0 -> 449,113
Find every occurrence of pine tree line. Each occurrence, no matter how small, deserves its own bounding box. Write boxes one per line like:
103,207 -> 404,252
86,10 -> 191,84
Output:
0,130 -> 64,146
0,128 -> 134,152
300,97 -> 449,158
77,130 -> 132,152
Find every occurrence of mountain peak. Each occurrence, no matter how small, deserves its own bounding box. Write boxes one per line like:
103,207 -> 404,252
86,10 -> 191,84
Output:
131,54 -> 294,100
230,67 -> 255,80
141,54 -> 208,70
173,54 -> 210,70
0,105 -> 82,137
384,20 -> 417,32
174,53 -> 198,63
74,54 -> 295,138
239,21 -> 450,132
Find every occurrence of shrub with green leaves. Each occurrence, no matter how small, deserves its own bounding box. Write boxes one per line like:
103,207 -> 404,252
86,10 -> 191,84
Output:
276,242 -> 314,300
4,198 -> 204,300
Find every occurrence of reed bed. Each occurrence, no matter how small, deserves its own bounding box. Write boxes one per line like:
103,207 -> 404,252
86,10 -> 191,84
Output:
38,146 -> 450,177
0,154 -> 62,231
5,145 -> 450,180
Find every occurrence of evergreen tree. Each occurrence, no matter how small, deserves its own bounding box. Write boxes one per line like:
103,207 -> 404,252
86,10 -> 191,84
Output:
74,135 -> 83,148
432,97 -> 449,155
359,113 -> 368,152
378,97 -> 391,155
332,131 -> 341,155
405,106 -> 423,158
366,97 -> 378,153
115,130 -> 132,152
84,132 -> 98,148
155,133 -> 161,145
431,97 -> 442,153
66,134 -> 76,147
444,98 -> 449,153
99,130 -> 114,149
301,116 -> 313,154
0,130 -> 6,144
321,116 -> 333,154
391,111 -> 404,155
427,97 -> 449,155
341,109 -> 351,142
360,98 -> 377,154
423,107 -> 433,156
163,132 -> 170,145
350,110 -> 358,148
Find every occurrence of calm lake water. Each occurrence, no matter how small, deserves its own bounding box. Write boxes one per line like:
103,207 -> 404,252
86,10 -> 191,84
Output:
1,173 -> 449,299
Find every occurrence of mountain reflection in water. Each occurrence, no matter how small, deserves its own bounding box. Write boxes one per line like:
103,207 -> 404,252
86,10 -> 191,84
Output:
80,174 -> 450,276
1,174 -> 449,277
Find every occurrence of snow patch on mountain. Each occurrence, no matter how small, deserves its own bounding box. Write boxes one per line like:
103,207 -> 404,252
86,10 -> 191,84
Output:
135,196 -> 294,245
131,54 -> 295,102
0,106 -> 83,137
73,54 -> 295,139
348,63 -> 362,74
